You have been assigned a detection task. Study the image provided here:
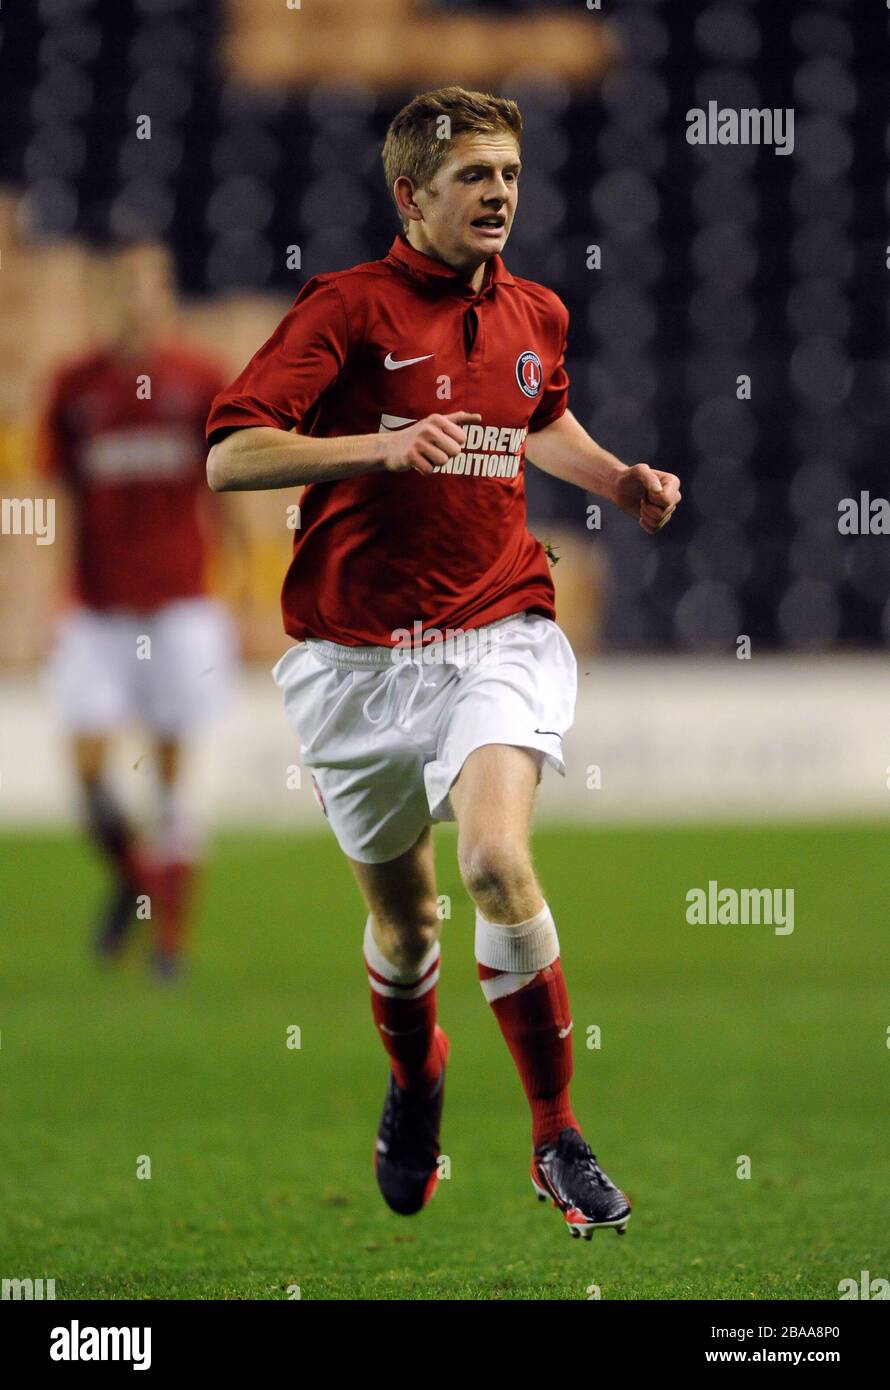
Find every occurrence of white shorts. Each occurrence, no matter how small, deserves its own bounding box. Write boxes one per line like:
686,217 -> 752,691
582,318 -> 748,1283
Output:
271,610 -> 578,864
47,597 -> 236,736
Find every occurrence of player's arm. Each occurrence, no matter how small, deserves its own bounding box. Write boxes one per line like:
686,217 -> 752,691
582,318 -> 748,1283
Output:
526,408 -> 682,536
206,277 -> 480,491
207,413 -> 481,492
47,476 -> 75,594
35,378 -> 77,629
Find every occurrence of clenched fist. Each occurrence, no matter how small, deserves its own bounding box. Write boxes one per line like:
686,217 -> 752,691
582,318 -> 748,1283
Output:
614,463 -> 682,535
381,412 -> 482,476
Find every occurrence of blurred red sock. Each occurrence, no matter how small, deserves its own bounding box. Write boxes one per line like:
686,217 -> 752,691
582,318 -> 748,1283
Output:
154,858 -> 199,960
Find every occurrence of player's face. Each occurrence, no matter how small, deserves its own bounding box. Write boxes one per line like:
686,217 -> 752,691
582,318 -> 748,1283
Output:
110,244 -> 176,344
411,132 -> 520,273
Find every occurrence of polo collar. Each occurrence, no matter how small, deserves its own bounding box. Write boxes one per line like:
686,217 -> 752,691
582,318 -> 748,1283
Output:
385,231 -> 515,298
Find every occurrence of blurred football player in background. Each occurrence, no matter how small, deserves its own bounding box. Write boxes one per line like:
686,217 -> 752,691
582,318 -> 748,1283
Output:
39,242 -> 241,980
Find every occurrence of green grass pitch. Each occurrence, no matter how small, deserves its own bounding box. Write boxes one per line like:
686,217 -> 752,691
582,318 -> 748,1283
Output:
2,823 -> 888,1300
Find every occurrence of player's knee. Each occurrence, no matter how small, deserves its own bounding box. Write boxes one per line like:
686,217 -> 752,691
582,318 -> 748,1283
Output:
372,904 -> 440,969
458,839 -> 534,908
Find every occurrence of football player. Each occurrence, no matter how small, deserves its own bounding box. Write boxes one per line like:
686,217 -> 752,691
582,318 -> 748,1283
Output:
41,242 -> 240,980
206,89 -> 680,1235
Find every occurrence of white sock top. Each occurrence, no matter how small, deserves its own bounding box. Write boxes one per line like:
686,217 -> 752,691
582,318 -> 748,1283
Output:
474,903 -> 559,973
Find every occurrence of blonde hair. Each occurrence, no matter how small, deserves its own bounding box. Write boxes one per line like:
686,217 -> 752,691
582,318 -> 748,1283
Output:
382,86 -> 522,226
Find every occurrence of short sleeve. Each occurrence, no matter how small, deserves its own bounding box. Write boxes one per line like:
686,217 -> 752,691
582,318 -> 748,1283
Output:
528,300 -> 570,434
205,277 -> 349,446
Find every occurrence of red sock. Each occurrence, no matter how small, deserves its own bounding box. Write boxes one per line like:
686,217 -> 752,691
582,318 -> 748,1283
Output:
154,858 -> 198,960
476,906 -> 579,1148
152,792 -> 203,959
364,917 -> 443,1095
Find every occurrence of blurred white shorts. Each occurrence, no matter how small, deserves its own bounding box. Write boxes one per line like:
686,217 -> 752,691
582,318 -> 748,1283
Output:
47,597 -> 236,737
271,610 -> 577,864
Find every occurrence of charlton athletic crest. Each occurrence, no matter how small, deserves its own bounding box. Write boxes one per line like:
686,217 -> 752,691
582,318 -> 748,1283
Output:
516,350 -> 543,398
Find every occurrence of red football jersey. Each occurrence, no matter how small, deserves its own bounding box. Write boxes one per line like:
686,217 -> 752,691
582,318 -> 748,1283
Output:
42,345 -> 225,611
206,232 -> 570,646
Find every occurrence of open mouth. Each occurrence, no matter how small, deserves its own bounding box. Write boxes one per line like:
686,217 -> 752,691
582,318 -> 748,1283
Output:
471,215 -> 506,234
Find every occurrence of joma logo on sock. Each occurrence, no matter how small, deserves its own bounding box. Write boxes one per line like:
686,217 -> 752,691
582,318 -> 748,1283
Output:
1,1277 -> 56,1300
685,882 -> 794,936
686,101 -> 794,156
50,1321 -> 151,1371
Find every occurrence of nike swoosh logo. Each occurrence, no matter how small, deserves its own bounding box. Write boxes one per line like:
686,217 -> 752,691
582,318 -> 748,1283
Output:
384,353 -> 434,371
558,1021 -> 573,1039
535,729 -> 562,738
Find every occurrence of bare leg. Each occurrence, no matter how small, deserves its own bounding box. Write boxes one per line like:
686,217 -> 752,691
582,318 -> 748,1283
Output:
155,735 -> 181,794
449,743 -> 545,924
347,824 -> 441,970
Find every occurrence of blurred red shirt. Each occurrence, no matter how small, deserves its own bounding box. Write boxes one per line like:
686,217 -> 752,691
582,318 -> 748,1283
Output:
42,345 -> 225,612
206,233 -> 570,647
